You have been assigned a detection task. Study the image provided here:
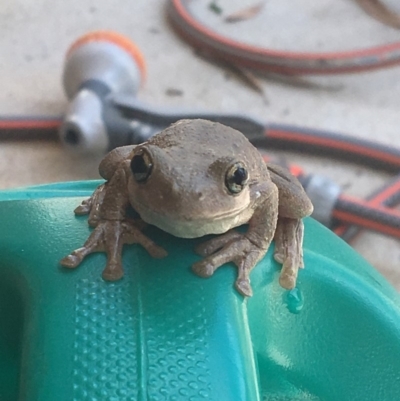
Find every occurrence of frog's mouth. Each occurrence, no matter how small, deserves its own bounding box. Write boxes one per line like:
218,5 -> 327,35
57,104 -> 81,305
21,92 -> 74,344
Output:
132,200 -> 252,239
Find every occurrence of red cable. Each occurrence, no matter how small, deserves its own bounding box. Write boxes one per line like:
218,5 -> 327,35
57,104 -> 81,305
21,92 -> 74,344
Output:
333,195 -> 400,239
0,119 -> 60,130
263,125 -> 400,172
335,177 -> 400,237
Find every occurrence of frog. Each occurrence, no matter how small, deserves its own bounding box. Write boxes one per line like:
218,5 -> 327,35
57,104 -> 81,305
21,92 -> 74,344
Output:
60,119 -> 313,296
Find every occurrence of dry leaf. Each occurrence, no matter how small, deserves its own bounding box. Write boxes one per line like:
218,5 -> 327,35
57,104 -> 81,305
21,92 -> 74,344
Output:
225,2 -> 265,23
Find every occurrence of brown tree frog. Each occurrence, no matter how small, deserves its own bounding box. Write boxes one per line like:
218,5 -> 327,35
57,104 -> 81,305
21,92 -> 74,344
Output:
61,119 -> 313,296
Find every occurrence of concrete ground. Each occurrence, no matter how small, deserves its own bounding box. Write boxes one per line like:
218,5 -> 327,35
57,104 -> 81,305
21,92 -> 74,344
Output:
0,0 -> 399,287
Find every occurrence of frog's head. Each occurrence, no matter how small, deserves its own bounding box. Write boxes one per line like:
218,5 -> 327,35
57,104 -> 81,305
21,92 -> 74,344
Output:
126,141 -> 256,238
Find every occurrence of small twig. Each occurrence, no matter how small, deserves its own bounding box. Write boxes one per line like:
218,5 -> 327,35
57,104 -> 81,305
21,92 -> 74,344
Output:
194,48 -> 342,95
262,72 -> 343,92
353,0 -> 400,29
228,64 -> 269,104
225,1 -> 266,23
194,48 -> 268,102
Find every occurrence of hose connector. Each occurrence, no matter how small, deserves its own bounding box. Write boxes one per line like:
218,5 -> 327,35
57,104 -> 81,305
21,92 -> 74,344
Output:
60,31 -> 146,154
302,174 -> 341,227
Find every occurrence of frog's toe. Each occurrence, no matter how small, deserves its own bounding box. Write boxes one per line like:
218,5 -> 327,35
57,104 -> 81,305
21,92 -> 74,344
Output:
279,274 -> 296,290
273,252 -> 285,264
194,242 -> 214,257
122,222 -> 168,259
60,250 -> 84,268
74,203 -> 91,215
88,216 -> 101,227
279,259 -> 298,290
192,261 -> 215,278
147,245 -> 168,259
102,263 -> 124,281
274,217 -> 304,289
235,278 -> 253,297
195,230 -> 242,257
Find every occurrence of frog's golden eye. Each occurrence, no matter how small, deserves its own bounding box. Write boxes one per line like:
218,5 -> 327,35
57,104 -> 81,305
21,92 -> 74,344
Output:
225,162 -> 249,194
130,148 -> 153,183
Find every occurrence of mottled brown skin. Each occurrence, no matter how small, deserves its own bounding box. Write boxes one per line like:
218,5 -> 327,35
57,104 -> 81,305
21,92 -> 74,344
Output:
60,119 -> 313,296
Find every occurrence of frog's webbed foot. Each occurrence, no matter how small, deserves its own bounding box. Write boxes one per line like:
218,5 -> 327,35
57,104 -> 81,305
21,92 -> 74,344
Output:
74,184 -> 106,227
193,230 -> 267,297
273,217 -> 304,290
60,219 -> 167,280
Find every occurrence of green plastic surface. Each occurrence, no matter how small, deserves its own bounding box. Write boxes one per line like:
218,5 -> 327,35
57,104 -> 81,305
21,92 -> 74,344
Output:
1,181 -> 400,401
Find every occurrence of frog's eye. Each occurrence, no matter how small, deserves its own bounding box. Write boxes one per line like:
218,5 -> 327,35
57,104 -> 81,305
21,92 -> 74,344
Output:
225,162 -> 249,194
130,149 -> 153,183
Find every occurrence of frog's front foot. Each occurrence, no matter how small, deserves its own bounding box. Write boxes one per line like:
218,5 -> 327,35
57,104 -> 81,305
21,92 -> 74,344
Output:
192,230 -> 267,297
73,184 -> 106,227
60,219 -> 167,280
273,217 -> 304,290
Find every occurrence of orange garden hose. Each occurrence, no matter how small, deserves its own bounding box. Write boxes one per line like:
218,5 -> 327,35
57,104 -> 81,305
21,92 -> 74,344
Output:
167,0 -> 400,75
